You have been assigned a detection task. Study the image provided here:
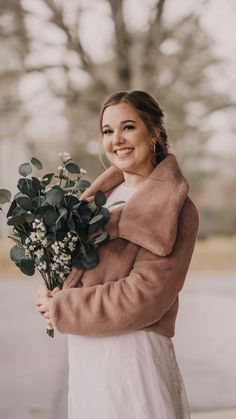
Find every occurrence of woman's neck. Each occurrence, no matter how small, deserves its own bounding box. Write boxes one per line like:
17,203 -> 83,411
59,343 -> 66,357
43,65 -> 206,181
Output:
122,163 -> 155,188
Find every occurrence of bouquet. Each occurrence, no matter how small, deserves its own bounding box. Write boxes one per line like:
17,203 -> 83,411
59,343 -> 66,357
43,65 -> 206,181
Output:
0,152 -> 112,337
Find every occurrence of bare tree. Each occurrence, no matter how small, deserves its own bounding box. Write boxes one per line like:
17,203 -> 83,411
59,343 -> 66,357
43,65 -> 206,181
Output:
1,0 -> 235,167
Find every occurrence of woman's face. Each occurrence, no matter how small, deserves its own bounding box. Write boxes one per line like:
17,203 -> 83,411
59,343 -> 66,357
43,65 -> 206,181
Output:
101,102 -> 156,174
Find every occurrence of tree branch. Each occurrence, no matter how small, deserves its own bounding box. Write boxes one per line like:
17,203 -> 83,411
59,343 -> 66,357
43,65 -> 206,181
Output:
141,0 -> 167,89
43,0 -> 105,89
107,0 -> 132,88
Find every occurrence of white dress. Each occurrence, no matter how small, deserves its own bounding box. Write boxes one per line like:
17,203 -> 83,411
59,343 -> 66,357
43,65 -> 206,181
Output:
68,182 -> 191,419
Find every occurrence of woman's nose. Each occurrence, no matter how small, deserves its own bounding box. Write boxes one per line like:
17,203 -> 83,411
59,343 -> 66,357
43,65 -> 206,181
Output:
112,129 -> 125,144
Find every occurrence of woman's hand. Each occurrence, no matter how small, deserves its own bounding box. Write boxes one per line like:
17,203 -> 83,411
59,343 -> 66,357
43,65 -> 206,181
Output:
35,282 -> 60,323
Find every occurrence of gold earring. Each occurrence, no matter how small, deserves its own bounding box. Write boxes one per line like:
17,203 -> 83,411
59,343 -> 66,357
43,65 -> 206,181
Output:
150,142 -> 157,153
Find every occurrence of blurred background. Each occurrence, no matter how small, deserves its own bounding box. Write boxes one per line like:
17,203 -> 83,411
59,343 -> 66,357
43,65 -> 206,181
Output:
0,0 -> 235,418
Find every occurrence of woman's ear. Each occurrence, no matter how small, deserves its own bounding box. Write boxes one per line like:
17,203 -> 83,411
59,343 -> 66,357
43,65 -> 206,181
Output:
155,128 -> 160,139
151,128 -> 160,144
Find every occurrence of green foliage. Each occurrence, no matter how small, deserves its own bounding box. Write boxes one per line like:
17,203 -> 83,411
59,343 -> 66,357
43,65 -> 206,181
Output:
31,157 -> 43,170
65,163 -> 80,174
10,245 -> 25,262
0,153 -> 111,288
18,163 -> 32,177
20,258 -> 35,276
0,189 -> 11,204
45,186 -> 64,206
94,190 -> 106,207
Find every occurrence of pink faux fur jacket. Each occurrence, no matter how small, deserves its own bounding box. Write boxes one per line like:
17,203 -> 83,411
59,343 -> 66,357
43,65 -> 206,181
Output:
50,153 -> 199,337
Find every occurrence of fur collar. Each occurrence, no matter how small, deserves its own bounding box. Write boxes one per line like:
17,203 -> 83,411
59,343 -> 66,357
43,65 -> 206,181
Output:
80,153 -> 189,257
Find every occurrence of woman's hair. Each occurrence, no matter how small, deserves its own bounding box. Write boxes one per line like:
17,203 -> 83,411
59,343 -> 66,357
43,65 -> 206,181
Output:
99,90 -> 169,167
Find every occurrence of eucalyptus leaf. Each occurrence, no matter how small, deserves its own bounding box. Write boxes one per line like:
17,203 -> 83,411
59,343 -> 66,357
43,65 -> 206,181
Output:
32,177 -> 41,195
20,258 -> 35,276
17,195 -> 32,211
6,200 -> 17,217
44,207 -> 58,226
81,245 -> 99,269
17,178 -> 34,196
17,178 -> 28,194
64,180 -> 75,189
89,202 -> 97,214
31,157 -> 43,170
54,219 -> 63,231
45,186 -> 64,207
100,207 -> 111,223
80,207 -> 92,223
67,214 -> 76,230
0,189 -> 11,204
75,179 -> 91,192
71,258 -> 84,269
88,214 -> 103,225
35,205 -> 50,218
65,163 -> 80,174
93,232 -> 109,245
8,235 -> 22,245
41,173 -> 54,186
94,190 -> 106,207
10,245 -> 25,262
12,206 -> 26,217
108,200 -> 125,207
19,163 -> 32,177
7,212 -> 35,226
56,207 -> 67,223
64,195 -> 79,210
32,196 -> 44,210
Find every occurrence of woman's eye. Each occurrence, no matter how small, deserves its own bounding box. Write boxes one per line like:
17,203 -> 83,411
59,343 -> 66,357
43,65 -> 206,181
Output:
103,129 -> 112,135
124,125 -> 135,131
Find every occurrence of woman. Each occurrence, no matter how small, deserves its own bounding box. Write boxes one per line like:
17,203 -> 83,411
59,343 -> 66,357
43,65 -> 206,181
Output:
36,90 -> 199,419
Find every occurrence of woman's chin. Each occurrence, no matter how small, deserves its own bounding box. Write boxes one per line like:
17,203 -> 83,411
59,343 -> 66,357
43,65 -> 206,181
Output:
111,158 -> 135,172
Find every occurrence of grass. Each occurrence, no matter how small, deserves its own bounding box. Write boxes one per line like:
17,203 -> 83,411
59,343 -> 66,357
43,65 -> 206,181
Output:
190,235 -> 236,270
0,236 -> 235,274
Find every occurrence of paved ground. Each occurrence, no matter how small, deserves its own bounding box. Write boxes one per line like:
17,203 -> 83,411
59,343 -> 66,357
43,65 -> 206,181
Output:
0,270 -> 235,419
191,409 -> 236,419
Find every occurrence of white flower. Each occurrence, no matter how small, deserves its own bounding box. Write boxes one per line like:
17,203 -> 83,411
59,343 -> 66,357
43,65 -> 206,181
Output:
69,243 -> 75,252
25,249 -> 31,257
80,168 -> 87,175
34,249 -> 44,258
29,232 -> 37,241
42,239 -> 48,247
63,151 -> 71,158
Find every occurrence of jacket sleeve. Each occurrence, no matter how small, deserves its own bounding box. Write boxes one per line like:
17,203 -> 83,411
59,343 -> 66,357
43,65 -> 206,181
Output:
50,198 -> 199,336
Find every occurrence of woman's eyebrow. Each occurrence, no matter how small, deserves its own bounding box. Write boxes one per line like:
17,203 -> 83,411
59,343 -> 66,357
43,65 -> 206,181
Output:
102,119 -> 136,129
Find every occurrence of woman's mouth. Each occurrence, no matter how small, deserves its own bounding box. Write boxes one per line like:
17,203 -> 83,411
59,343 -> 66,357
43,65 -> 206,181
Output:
114,148 -> 134,158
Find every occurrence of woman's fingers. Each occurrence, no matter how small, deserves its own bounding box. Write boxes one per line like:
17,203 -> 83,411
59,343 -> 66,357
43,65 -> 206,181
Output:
46,319 -> 54,329
37,304 -> 50,319
51,286 -> 60,296
36,295 -> 48,306
35,283 -> 51,306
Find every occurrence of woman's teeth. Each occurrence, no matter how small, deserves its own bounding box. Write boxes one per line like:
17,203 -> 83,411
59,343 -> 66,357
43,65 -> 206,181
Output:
115,148 -> 134,157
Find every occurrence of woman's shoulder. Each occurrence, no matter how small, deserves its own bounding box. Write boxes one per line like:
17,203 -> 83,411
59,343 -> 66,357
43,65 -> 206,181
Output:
179,196 -> 200,235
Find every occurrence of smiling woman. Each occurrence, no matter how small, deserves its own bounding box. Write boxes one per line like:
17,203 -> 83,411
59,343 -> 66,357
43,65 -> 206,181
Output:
99,90 -> 169,189
36,90 -> 199,419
